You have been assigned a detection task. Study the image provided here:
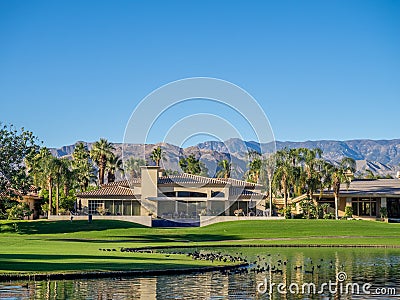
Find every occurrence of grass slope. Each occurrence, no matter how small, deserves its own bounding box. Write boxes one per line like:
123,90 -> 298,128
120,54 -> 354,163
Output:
0,219 -> 399,274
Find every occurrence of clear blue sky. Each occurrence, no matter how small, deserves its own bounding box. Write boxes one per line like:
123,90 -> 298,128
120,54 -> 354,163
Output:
1,0 -> 399,148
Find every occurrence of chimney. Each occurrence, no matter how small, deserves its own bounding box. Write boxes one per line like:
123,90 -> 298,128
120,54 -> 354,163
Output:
140,166 -> 160,198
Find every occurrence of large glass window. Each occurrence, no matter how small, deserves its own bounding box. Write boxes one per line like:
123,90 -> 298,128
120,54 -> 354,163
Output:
352,198 -> 377,216
114,201 -> 122,215
88,200 -> 104,215
387,198 -> 400,218
123,201 -> 132,216
132,201 -> 141,215
89,200 -> 140,216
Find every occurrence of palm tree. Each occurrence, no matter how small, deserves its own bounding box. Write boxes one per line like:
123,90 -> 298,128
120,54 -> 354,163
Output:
72,142 -> 96,191
263,154 -> 276,216
106,155 -> 124,183
179,154 -> 208,176
301,148 -> 323,199
272,148 -> 294,210
124,157 -> 146,178
150,146 -> 164,166
330,157 -> 356,219
54,158 -> 73,215
246,151 -> 262,183
90,138 -> 115,185
216,159 -> 231,179
26,147 -> 59,216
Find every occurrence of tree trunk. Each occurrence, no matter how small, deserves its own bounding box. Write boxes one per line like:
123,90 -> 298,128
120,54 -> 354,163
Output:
56,179 -> 59,215
108,171 -> 115,183
334,194 -> 339,220
269,179 -> 273,217
64,183 -> 68,198
99,156 -> 106,185
48,177 -> 52,216
334,180 -> 340,220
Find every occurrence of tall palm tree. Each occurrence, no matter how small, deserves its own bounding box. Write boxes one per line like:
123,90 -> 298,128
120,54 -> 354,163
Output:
330,157 -> 356,219
246,151 -> 262,183
106,155 -> 124,183
54,158 -> 73,215
272,148 -> 294,210
150,146 -> 164,166
90,139 -> 115,185
301,148 -> 323,199
72,142 -> 96,191
26,147 -> 58,216
262,154 -> 276,216
216,159 -> 231,179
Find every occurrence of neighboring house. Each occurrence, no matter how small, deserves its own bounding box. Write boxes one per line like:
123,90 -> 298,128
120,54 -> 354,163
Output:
76,166 -> 267,219
0,186 -> 42,220
312,179 -> 400,219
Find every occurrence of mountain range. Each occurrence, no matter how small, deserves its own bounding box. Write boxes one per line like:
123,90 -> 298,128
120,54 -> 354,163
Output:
50,138 -> 400,179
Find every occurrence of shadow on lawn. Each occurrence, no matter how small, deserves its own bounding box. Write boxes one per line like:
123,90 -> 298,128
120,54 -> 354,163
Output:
0,254 -> 199,272
0,220 -> 145,235
43,233 -> 239,244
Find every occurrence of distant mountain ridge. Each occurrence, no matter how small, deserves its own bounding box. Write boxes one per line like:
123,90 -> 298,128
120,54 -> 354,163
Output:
50,138 -> 400,178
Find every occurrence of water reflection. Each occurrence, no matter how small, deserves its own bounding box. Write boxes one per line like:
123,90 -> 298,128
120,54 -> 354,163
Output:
1,248 -> 399,299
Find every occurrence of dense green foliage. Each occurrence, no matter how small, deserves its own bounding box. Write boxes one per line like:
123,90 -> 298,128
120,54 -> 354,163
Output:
90,138 -> 115,185
179,154 -> 208,176
0,124 -> 39,218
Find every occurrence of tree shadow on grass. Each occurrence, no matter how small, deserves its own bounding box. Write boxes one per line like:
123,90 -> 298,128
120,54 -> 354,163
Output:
42,233 -> 239,244
0,254 -> 205,272
0,220 -> 145,235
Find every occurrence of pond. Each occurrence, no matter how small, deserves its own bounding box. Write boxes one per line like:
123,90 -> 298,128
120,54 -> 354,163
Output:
1,247 -> 399,299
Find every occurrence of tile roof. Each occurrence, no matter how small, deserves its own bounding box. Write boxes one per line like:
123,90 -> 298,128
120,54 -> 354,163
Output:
322,179 -> 400,196
230,187 -> 267,199
76,186 -> 136,198
100,174 -> 258,188
158,173 -> 259,187
101,179 -> 139,187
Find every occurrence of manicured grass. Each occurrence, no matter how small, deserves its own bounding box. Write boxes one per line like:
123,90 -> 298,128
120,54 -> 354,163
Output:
0,219 -> 399,275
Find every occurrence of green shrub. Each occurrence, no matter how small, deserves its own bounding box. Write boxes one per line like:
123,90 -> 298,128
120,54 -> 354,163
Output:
344,206 -> 353,218
380,207 -> 388,218
7,203 -> 32,220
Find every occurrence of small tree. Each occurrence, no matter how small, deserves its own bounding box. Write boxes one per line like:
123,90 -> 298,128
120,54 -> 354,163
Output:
380,207 -> 388,219
344,206 -> 353,218
7,202 -> 32,220
150,146 -> 164,167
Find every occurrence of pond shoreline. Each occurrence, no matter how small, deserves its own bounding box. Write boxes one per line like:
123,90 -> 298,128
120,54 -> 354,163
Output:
130,243 -> 400,250
0,262 -> 248,282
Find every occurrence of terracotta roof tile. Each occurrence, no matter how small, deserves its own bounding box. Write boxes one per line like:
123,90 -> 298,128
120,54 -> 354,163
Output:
77,186 -> 136,198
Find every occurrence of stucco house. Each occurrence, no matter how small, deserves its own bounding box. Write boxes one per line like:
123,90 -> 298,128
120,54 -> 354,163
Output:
312,178 -> 400,219
76,166 -> 268,222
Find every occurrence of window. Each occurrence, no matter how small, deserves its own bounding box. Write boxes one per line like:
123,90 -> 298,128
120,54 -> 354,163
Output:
211,191 -> 225,198
387,198 -> 400,218
89,200 -> 140,216
177,191 -> 207,197
88,200 -> 104,215
163,192 -> 176,197
352,198 -> 377,216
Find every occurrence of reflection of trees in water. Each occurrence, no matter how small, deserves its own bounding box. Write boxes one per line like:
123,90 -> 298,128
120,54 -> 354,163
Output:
7,248 -> 400,299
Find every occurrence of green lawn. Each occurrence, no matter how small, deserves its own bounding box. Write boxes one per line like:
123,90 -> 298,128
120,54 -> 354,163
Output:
0,219 -> 399,275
